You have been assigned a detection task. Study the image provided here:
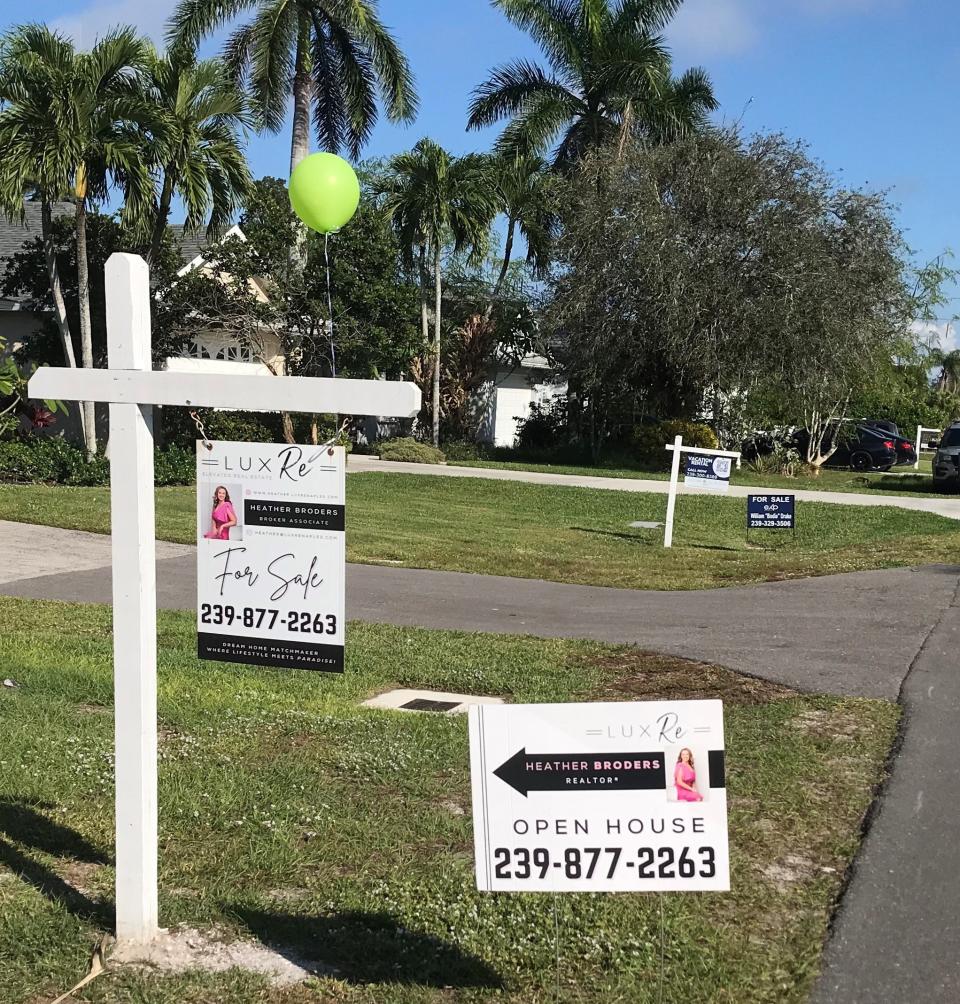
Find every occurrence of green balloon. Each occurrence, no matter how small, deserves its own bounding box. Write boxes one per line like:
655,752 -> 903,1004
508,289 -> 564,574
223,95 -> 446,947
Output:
289,153 -> 360,233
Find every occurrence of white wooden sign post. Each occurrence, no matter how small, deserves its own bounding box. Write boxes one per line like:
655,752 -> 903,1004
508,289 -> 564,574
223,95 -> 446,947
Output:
663,436 -> 742,548
28,253 -> 421,944
915,425 -> 941,470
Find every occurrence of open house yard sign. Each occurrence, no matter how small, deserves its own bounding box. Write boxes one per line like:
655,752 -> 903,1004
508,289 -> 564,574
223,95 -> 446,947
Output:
469,700 -> 729,893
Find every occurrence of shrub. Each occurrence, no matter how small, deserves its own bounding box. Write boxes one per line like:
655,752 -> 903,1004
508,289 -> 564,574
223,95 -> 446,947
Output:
0,436 -> 194,486
516,399 -> 569,452
442,439 -> 494,462
154,444 -> 196,486
378,437 -> 446,464
161,408 -> 283,449
633,420 -> 719,468
0,437 -> 108,485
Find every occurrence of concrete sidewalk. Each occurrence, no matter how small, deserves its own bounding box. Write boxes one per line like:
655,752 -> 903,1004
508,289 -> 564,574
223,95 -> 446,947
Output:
349,454 -> 960,520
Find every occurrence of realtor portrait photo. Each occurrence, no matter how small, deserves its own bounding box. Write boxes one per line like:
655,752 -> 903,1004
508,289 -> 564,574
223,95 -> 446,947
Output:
667,746 -> 706,803
201,483 -> 244,542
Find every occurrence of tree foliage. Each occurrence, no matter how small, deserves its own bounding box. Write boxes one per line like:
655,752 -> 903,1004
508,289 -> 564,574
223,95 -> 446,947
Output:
545,131 -> 924,461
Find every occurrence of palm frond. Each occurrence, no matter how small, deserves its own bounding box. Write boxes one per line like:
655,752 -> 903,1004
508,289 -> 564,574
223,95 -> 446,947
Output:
490,0 -> 584,76
247,0 -> 296,134
614,0 -> 684,33
167,0 -> 255,50
493,89 -> 582,161
468,59 -> 575,131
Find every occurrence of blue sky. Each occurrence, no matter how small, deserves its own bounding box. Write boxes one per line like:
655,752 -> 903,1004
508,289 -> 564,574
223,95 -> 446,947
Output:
15,0 -> 960,341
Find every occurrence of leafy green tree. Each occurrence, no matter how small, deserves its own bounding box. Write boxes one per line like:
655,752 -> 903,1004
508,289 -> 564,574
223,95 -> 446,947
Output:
0,24 -> 153,457
545,131 -> 920,464
467,0 -> 717,168
0,210 -> 182,369
380,140 -> 499,445
141,45 -> 254,267
167,0 -> 417,173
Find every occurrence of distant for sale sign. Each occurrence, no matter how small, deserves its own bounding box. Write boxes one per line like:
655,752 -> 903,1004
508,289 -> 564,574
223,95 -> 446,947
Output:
747,494 -> 796,529
469,701 -> 729,892
684,454 -> 732,493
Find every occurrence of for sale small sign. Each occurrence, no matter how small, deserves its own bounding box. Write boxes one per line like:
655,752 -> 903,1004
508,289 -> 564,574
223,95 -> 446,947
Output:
684,453 -> 732,493
747,494 -> 795,529
196,441 -> 346,672
469,701 -> 729,892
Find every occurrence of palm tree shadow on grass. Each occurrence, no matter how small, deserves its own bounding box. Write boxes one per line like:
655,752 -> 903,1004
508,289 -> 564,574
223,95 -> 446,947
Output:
229,905 -> 504,990
0,797 -> 113,928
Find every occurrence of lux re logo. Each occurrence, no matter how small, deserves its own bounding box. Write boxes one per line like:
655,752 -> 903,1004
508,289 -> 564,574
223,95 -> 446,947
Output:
202,446 -> 316,482
585,712 -> 687,742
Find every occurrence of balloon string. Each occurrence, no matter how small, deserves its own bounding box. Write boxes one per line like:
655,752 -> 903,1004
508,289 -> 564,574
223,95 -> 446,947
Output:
324,230 -> 337,378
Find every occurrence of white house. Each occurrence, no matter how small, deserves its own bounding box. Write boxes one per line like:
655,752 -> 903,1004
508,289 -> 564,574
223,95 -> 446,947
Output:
477,353 -> 567,448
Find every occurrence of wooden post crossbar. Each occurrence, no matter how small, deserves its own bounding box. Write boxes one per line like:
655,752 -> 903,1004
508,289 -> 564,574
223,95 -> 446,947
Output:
28,253 -> 421,945
663,437 -> 743,548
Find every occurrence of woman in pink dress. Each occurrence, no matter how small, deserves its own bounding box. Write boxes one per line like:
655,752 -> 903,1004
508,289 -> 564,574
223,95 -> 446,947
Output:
204,486 -> 238,541
674,748 -> 703,802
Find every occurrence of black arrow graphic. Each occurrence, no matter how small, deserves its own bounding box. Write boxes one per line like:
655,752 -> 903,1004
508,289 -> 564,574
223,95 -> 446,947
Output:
493,749 -> 667,797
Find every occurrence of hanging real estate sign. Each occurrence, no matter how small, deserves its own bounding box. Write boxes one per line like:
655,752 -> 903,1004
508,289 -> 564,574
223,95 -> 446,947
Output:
196,440 -> 346,672
469,700 -> 729,892
747,494 -> 796,529
684,453 -> 733,493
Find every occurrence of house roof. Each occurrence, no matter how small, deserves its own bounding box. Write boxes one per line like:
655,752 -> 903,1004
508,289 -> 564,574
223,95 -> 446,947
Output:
168,225 -> 212,266
0,201 -> 74,265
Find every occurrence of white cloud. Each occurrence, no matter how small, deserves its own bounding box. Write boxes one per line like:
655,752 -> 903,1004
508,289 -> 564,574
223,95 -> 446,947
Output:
668,0 -> 761,59
51,0 -> 174,48
667,0 -> 902,60
911,320 -> 958,353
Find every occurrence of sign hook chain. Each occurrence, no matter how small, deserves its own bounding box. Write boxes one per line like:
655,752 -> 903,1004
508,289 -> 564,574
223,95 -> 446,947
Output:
189,410 -> 213,451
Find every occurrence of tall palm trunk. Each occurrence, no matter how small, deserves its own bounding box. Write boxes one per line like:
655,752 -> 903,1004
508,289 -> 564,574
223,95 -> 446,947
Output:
418,243 -> 429,348
493,217 -> 516,301
148,169 -> 175,269
75,197 -> 97,459
432,245 -> 442,447
289,14 -> 312,269
40,201 -> 79,371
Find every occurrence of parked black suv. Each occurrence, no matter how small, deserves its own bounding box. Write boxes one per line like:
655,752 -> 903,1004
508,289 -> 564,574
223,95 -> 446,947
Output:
823,423 -> 916,471
932,423 -> 960,490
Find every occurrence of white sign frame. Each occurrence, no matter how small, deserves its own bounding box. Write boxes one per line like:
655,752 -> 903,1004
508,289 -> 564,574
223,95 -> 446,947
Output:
663,437 -> 742,548
28,253 -> 421,944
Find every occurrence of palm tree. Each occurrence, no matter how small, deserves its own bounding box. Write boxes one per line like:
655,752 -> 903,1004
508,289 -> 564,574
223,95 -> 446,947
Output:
381,140 -> 498,446
167,0 -> 417,174
492,153 -> 556,297
0,25 -> 152,458
467,0 -> 717,168
141,46 -> 254,268
932,346 -> 960,394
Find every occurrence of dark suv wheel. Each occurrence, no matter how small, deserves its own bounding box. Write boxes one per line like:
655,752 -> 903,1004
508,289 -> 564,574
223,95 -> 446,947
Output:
850,451 -> 873,472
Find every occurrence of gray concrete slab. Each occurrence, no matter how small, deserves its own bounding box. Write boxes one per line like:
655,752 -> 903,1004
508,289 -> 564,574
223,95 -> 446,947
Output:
1,537 -> 956,699
813,585 -> 960,1003
0,519 -> 192,584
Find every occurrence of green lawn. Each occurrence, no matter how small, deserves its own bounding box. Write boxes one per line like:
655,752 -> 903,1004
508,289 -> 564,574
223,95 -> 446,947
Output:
1,474 -> 958,591
0,597 -> 898,1004
455,456 -> 947,498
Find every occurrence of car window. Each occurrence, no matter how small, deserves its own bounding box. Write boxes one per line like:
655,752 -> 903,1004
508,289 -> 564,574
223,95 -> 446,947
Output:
941,428 -> 960,448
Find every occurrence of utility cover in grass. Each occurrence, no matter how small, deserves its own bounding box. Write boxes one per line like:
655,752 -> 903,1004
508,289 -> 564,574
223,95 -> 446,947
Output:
363,689 -> 505,715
